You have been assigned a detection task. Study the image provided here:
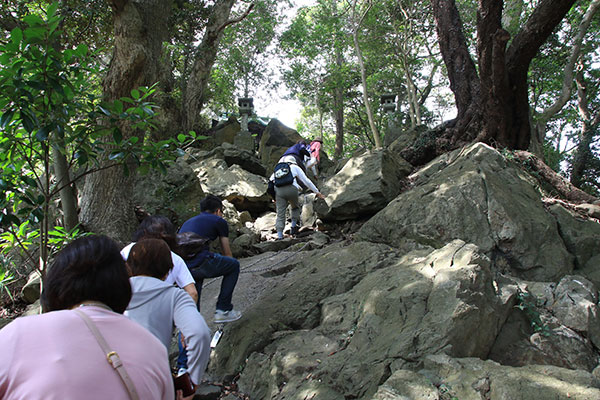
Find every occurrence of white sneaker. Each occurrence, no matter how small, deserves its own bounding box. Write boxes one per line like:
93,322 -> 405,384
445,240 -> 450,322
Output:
214,309 -> 242,323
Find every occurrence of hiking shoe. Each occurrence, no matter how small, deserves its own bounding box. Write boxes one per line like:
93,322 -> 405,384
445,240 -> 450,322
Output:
214,309 -> 242,323
290,226 -> 299,236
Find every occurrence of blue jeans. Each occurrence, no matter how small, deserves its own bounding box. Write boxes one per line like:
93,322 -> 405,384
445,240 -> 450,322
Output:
177,253 -> 240,370
189,253 -> 240,312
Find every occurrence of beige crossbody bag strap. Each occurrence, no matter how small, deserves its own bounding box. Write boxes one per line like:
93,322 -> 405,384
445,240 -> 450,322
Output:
74,309 -> 141,400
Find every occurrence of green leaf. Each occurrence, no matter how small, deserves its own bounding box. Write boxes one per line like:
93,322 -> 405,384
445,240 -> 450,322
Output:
46,2 -> 60,19
74,149 -> 88,165
10,28 -> 23,46
20,112 -> 35,133
0,110 -> 14,128
98,105 -> 112,116
113,128 -> 123,144
0,213 -> 21,227
75,44 -> 89,57
177,134 -> 186,142
114,99 -> 123,114
35,126 -> 50,141
131,89 -> 140,100
24,26 -> 47,40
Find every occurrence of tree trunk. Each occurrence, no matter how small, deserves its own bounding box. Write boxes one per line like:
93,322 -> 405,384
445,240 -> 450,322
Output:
431,0 -> 576,152
183,0 -> 237,133
79,0 -> 172,243
333,50 -> 344,160
476,0 -> 512,147
430,0 -> 482,145
533,0 -> 600,146
353,29 -> 380,148
570,59 -> 600,188
350,0 -> 380,149
52,146 -> 78,232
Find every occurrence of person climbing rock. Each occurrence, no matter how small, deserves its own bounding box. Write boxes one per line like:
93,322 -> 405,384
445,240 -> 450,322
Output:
306,138 -> 323,179
125,239 -> 211,396
121,215 -> 198,304
269,159 -> 325,239
179,195 -> 242,323
279,140 -> 312,171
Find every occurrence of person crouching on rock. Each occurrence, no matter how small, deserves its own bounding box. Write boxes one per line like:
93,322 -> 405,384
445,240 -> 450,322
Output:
269,159 -> 325,239
125,239 -> 211,399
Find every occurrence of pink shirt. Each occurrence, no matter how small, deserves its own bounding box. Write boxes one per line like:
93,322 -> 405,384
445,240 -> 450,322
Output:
310,141 -> 322,162
0,306 -> 174,400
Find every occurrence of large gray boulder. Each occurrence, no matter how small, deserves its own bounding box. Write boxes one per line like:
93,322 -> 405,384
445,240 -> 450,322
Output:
188,143 -> 266,176
413,354 -> 600,400
210,240 -> 514,399
258,119 -> 304,172
488,275 -> 600,371
358,142 -> 574,281
189,157 -> 270,216
314,148 -> 412,221
193,117 -> 241,150
133,157 -> 205,225
548,204 -> 600,284
21,270 -> 41,304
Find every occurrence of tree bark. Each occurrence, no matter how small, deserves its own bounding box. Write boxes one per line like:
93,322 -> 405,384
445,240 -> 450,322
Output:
534,0 -> 600,144
184,1 -> 254,132
333,50 -> 345,160
431,0 -> 576,152
79,0 -> 172,243
570,59 -> 600,188
351,0 -> 380,148
515,151 -> 597,204
430,0 -> 482,145
52,145 -> 79,232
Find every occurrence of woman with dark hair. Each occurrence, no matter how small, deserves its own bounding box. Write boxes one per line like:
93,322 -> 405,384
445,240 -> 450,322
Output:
125,239 -> 211,393
0,235 -> 174,400
121,215 -> 198,304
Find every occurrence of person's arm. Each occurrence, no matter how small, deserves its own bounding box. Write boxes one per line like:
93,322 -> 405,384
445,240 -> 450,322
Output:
182,283 -> 198,305
219,236 -> 233,257
173,292 -> 211,387
292,164 -> 322,195
170,253 -> 198,303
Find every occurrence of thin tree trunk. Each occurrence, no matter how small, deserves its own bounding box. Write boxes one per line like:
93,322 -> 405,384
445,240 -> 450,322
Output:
52,146 -> 78,231
333,50 -> 344,160
184,1 -> 254,132
534,0 -> 600,144
570,59 -> 600,188
351,0 -> 380,148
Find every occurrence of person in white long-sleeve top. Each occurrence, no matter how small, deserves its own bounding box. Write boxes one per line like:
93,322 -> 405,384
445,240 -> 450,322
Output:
269,160 -> 325,239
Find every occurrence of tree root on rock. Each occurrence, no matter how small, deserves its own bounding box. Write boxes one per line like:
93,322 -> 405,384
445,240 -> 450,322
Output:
514,151 -> 599,204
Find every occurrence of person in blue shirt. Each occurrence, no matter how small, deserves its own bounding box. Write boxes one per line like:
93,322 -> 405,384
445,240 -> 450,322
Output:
179,195 -> 241,323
